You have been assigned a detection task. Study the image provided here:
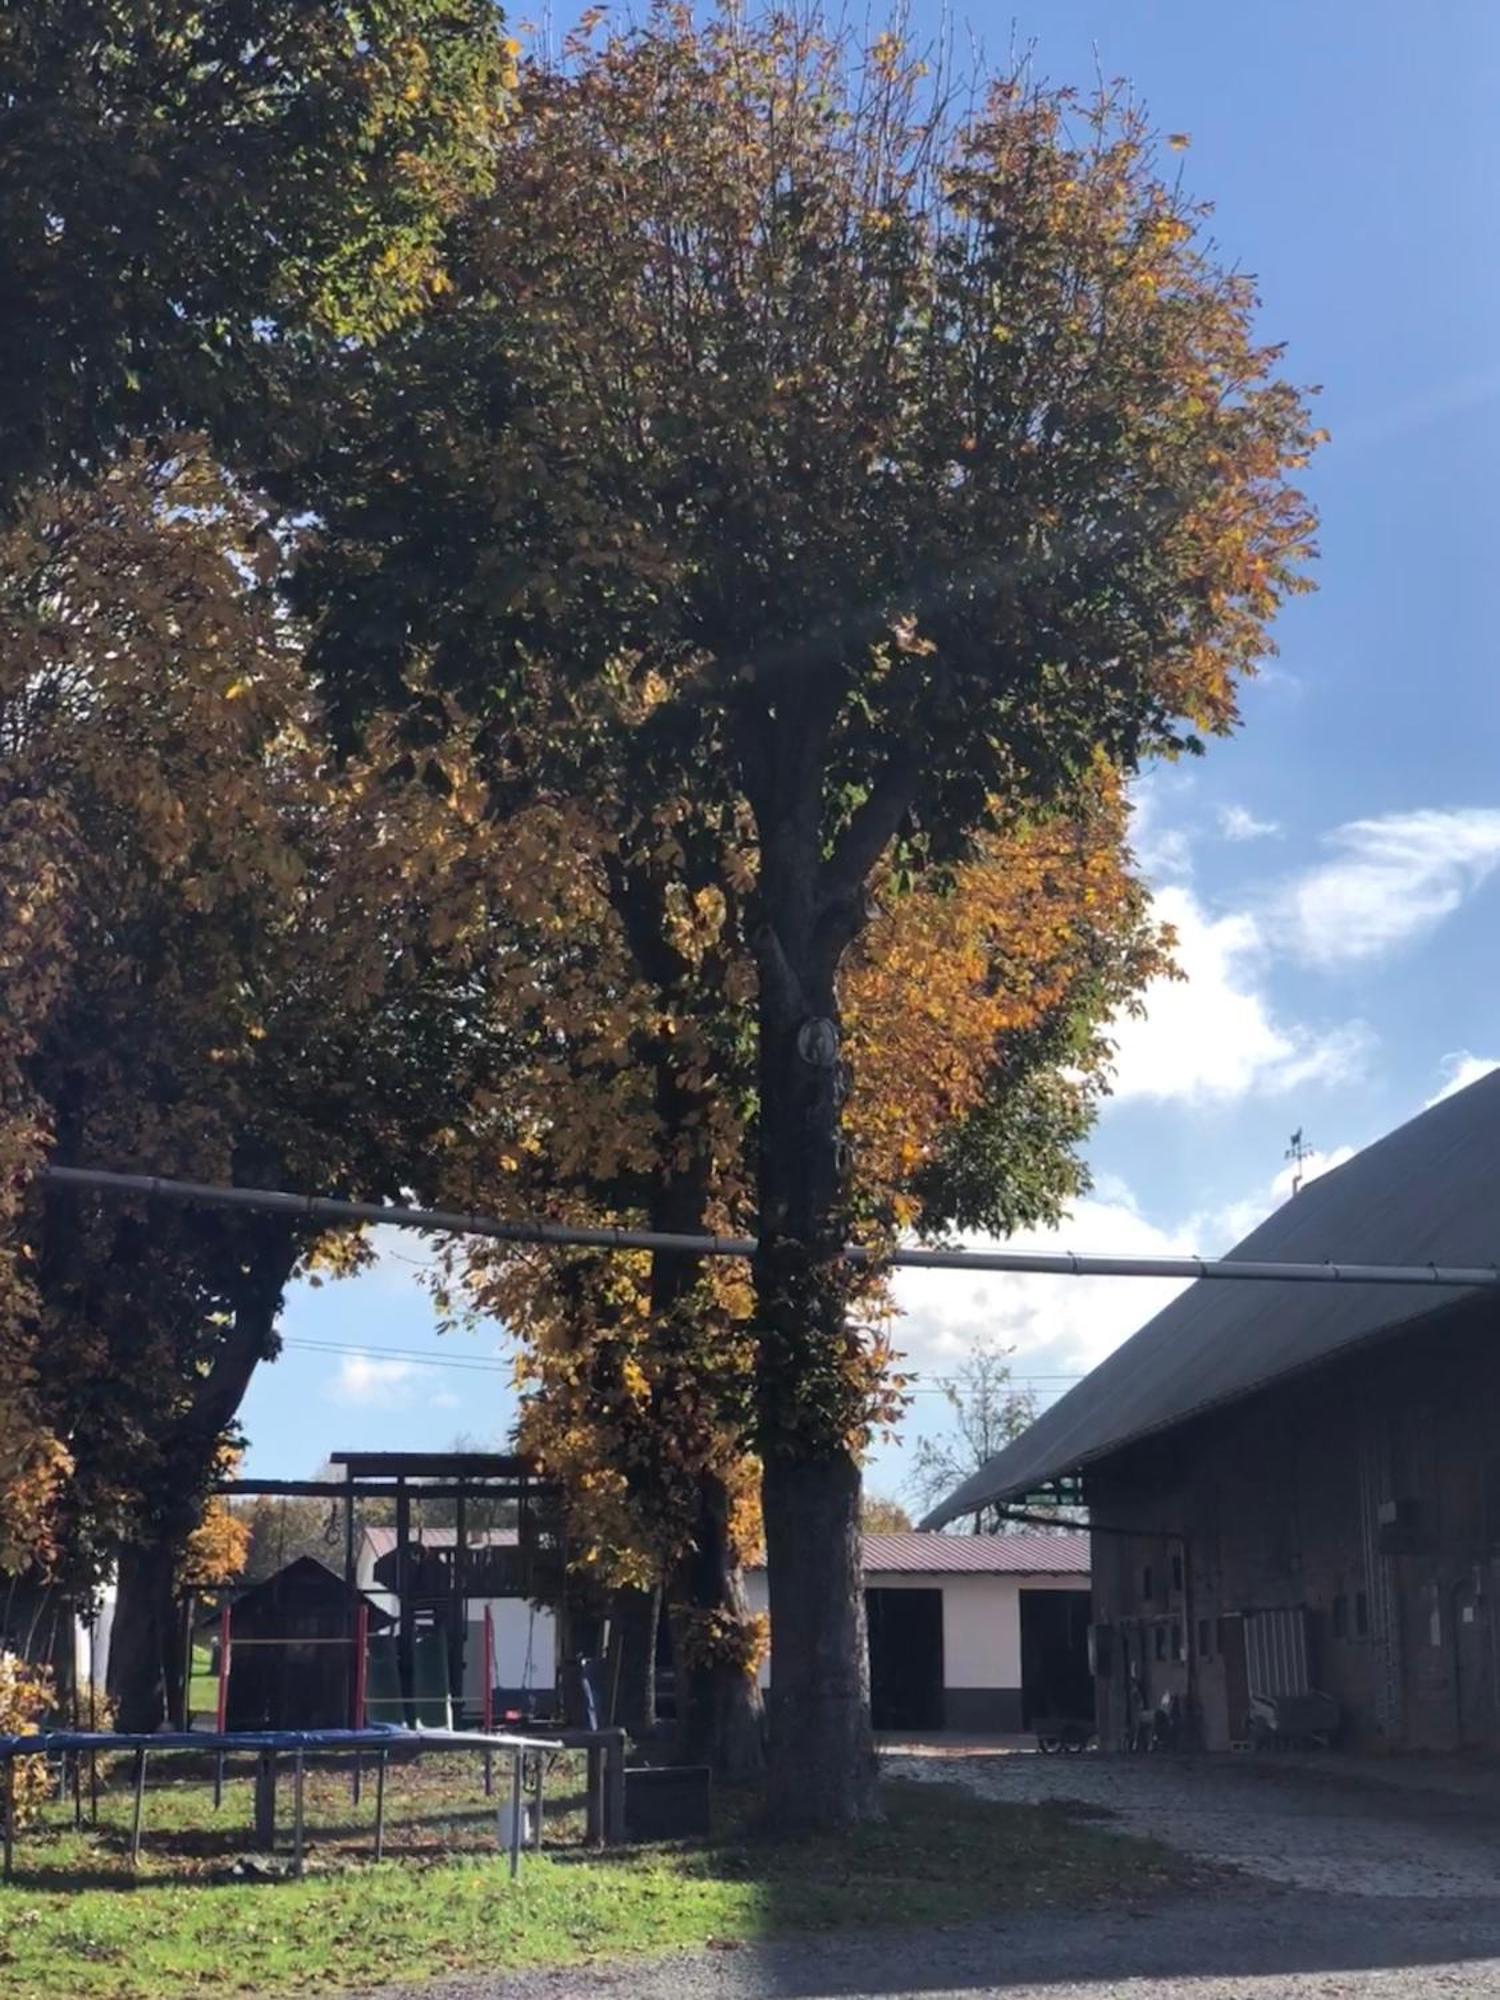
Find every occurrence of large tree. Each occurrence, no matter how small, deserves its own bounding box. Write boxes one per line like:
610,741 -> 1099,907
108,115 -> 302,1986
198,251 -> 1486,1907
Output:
0,444 -> 515,1722
291,6 -> 1318,1825
0,0 -> 516,509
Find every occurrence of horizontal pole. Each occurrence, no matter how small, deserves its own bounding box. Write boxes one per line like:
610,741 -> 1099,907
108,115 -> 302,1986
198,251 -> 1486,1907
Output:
221,1479 -> 544,1501
39,1164 -> 1500,1288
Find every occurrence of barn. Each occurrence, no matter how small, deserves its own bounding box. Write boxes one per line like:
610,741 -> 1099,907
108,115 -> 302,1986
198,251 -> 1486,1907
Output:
924,1069 -> 1500,1755
746,1531 -> 1091,1733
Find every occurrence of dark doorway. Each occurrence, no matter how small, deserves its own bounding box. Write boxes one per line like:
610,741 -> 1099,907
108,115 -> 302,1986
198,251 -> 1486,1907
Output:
1019,1589 -> 1093,1728
866,1588 -> 944,1731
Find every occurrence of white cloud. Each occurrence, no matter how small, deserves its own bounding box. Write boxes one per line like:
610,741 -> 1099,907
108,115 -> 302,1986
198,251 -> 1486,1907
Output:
429,1390 -> 463,1411
1272,809 -> 1500,967
329,1355 -> 417,1407
1130,780 -> 1195,882
1426,1051 -> 1500,1108
890,1191 -> 1197,1390
1218,803 -> 1280,842
1107,884 -> 1373,1105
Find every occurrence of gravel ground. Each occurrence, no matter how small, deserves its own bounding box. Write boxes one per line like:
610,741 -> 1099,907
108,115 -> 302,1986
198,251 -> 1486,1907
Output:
350,1755 -> 1500,2000
886,1748 -> 1500,1898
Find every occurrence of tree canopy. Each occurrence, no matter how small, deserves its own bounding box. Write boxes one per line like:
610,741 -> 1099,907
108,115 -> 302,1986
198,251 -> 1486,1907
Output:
0,0 -> 517,506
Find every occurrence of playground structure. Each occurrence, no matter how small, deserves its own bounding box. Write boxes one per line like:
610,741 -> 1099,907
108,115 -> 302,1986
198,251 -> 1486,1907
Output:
216,1450 -> 570,1737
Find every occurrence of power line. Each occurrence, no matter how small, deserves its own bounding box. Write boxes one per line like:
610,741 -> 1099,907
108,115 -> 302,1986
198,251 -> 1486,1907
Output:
282,1334 -> 1083,1393
48,1163 -> 1498,1290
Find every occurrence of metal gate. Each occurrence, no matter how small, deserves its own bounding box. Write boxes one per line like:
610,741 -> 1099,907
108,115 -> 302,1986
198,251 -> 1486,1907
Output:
1244,1606 -> 1310,1697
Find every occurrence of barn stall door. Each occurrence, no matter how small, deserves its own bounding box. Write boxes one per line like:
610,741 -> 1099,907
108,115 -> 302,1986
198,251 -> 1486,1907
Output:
1019,1589 -> 1094,1728
866,1588 -> 944,1732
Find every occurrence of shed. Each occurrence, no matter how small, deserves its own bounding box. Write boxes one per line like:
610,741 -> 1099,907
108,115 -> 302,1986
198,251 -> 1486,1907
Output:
746,1530 -> 1090,1732
209,1556 -> 391,1732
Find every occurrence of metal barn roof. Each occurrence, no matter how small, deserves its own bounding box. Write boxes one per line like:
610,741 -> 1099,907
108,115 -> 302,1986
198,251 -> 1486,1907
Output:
922,1068 -> 1500,1530
862,1531 -> 1089,1575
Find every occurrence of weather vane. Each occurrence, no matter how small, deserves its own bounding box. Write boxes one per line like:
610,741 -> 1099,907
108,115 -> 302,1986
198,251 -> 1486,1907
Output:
1285,1127 -> 1313,1197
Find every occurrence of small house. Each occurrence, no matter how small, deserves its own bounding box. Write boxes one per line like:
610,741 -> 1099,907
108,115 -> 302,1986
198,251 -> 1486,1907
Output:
211,1556 -> 391,1731
746,1530 -> 1091,1732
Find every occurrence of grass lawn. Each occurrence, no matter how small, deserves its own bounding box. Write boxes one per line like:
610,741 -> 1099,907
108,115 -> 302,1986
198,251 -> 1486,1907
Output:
0,1754 -> 1189,1999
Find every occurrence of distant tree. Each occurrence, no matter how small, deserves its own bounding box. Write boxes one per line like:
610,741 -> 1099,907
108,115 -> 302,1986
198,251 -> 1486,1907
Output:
908,1343 -> 1038,1535
860,1496 -> 913,1536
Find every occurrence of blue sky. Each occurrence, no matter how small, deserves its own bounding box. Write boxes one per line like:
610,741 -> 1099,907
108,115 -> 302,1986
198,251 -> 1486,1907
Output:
240,0 -> 1500,1504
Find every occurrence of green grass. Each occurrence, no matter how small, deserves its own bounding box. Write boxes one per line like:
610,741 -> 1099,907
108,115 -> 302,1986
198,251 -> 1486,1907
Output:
0,1757 -> 1188,1999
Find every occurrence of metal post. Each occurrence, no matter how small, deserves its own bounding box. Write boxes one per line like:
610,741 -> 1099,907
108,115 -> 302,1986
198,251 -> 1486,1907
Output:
352,1599 -> 370,1808
292,1750 -> 306,1879
130,1748 -> 147,1868
88,1616 -> 98,1826
3,1756 -> 15,1881
452,1479 -> 467,1721
180,1591 -> 196,1732
531,1751 -> 544,1852
508,1748 -> 523,1880
216,1601 -> 232,1734
373,1750 -> 388,1862
395,1481 -> 413,1724
483,1607 -> 495,1798
214,1750 -> 225,1812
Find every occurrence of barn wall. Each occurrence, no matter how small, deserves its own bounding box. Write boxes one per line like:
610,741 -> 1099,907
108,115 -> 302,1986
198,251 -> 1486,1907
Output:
1086,1299 -> 1500,1753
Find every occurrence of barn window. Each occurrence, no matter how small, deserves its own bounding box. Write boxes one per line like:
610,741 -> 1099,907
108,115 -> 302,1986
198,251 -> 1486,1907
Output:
1141,1565 -> 1154,1604
1197,1618 -> 1212,1659
1153,1624 -> 1166,1661
1171,1553 -> 1184,1593
1332,1594 -> 1348,1640
1355,1591 -> 1370,1637
1170,1623 -> 1184,1662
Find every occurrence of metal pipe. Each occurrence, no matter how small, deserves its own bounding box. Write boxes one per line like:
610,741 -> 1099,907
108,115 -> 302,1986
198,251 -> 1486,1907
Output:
292,1750 -> 306,1878
39,1164 -> 1500,1288
130,1747 -> 147,1867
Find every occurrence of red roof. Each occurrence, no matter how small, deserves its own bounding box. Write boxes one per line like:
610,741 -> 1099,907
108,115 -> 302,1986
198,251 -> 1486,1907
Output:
860,1531 -> 1089,1576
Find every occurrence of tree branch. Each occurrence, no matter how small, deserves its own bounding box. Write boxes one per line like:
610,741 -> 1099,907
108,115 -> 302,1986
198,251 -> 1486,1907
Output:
818,747 -> 921,913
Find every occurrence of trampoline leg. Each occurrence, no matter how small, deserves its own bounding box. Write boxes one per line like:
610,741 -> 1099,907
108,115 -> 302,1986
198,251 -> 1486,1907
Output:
129,1748 -> 147,1868
484,1748 -> 493,1800
89,1748 -> 98,1826
352,1751 -> 362,1809
508,1749 -> 523,1880
292,1751 -> 306,1879
374,1750 -> 387,1862
4,1757 -> 15,1881
72,1750 -> 83,1829
531,1752 -> 544,1852
213,1750 -> 224,1812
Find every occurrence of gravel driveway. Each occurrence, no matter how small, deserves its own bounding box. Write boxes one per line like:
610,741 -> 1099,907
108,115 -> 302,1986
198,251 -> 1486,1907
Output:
354,1753 -> 1500,1999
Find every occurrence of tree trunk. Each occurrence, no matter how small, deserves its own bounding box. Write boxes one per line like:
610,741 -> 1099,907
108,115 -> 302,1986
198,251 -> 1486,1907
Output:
760,1448 -> 874,1826
671,1470 -> 765,1782
750,829 -> 879,1828
108,1219 -> 297,1734
608,1582 -> 659,1740
108,1537 -> 180,1732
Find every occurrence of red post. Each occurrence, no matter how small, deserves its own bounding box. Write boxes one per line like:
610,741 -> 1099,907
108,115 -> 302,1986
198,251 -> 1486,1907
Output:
483,1606 -> 495,1733
215,1602 -> 232,1734
353,1600 -> 370,1728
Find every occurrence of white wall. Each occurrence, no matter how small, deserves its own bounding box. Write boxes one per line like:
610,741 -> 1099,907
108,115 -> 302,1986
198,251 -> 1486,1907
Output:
743,1567 -> 1087,1692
